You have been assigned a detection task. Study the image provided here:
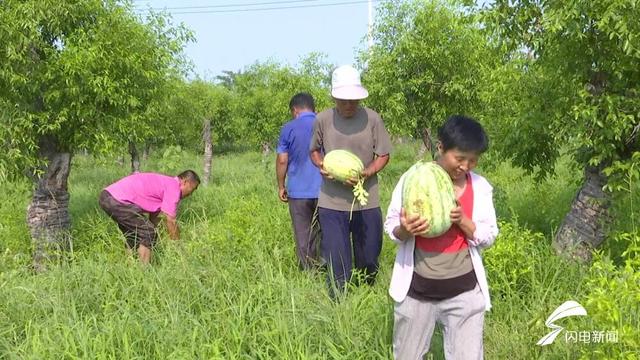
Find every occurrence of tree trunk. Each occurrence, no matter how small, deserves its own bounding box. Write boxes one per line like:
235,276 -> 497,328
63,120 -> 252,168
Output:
261,142 -> 272,169
202,119 -> 213,185
262,142 -> 271,156
553,165 -> 611,262
417,128 -> 434,161
26,136 -> 72,273
142,142 -> 150,162
128,141 -> 140,173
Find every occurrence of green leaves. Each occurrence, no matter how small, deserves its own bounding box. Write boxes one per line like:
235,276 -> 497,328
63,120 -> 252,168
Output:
223,59 -> 332,149
157,78 -> 235,152
483,0 -> 640,184
0,0 -> 192,177
140,54 -> 333,153
583,231 -> 640,358
362,0 -> 498,138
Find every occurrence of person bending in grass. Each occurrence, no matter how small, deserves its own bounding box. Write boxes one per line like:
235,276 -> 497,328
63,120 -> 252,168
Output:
384,115 -> 498,360
99,170 -> 200,264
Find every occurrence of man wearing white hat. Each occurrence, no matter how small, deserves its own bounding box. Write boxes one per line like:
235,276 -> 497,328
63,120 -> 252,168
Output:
309,65 -> 392,297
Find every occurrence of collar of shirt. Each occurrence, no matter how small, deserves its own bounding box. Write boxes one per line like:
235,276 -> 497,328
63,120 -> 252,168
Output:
295,111 -> 315,119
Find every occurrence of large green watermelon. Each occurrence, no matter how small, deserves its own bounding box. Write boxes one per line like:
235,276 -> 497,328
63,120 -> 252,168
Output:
323,150 -> 364,182
402,161 -> 456,238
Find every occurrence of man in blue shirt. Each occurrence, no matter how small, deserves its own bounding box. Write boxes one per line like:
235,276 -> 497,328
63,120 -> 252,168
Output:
276,92 -> 322,270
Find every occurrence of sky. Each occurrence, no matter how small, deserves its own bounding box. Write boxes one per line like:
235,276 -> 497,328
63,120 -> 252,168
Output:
132,0 -> 377,79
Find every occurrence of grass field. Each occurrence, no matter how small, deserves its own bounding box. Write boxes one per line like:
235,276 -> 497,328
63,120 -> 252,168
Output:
0,143 -> 637,359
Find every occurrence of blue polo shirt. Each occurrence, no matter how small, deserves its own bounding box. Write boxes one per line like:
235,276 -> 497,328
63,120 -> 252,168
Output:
276,111 -> 321,199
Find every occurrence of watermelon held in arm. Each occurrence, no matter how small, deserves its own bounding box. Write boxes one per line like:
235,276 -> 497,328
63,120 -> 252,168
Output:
323,149 -> 368,207
323,150 -> 364,182
402,161 -> 457,238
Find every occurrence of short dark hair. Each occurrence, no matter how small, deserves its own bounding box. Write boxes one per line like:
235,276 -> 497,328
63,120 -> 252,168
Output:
437,115 -> 489,154
178,170 -> 201,184
289,92 -> 315,112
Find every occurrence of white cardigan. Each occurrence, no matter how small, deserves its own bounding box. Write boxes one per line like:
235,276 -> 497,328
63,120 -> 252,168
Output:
384,171 -> 499,311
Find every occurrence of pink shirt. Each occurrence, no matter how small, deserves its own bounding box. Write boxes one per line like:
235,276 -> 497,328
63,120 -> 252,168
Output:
105,173 -> 181,218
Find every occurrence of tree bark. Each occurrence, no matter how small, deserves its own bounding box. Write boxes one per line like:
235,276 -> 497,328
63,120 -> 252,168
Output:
554,71 -> 613,262
202,119 -> 213,185
261,142 -> 272,169
142,142 -> 150,162
553,165 -> 611,262
417,128 -> 434,161
26,136 -> 72,273
128,141 -> 140,173
262,142 -> 271,156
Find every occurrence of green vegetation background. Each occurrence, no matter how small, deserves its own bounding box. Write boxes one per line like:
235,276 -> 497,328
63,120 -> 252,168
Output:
0,143 -> 637,359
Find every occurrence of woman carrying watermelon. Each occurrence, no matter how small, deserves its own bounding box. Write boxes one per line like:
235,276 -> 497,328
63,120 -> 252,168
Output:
384,115 -> 498,360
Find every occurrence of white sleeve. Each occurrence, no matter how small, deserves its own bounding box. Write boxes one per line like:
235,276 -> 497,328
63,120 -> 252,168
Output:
384,173 -> 406,244
468,179 -> 499,249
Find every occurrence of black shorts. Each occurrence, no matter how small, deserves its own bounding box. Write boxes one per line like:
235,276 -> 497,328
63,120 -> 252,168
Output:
99,190 -> 157,249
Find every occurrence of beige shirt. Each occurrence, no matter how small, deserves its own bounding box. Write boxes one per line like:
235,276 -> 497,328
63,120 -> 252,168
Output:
309,107 -> 392,211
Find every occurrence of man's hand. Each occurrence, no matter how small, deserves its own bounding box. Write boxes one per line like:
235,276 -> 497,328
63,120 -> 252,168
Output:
276,153 -> 288,200
165,215 -> 180,240
393,208 -> 429,241
346,166 -> 375,186
361,166 -> 376,179
319,161 -> 334,180
311,150 -> 334,180
345,174 -> 359,187
278,187 -> 288,202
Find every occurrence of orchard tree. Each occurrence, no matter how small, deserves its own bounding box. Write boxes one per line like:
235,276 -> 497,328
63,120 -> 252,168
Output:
0,0 -> 191,271
164,79 -> 234,184
227,60 -> 332,150
298,52 -> 334,91
362,0 -> 498,139
483,0 -> 640,260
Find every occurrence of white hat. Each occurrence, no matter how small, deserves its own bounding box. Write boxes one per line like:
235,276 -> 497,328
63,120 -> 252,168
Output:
331,65 -> 368,100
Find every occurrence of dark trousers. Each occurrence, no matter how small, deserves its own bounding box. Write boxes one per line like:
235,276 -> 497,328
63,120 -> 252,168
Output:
288,198 -> 321,270
98,190 -> 156,249
318,207 -> 383,297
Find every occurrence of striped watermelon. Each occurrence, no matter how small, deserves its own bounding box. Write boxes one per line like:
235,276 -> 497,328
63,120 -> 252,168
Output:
323,150 -> 364,182
402,161 -> 456,238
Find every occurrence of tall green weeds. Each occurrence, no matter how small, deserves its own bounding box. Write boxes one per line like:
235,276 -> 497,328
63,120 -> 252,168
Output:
0,144 -> 636,359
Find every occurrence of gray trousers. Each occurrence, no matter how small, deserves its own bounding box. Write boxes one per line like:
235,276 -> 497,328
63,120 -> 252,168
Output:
288,198 -> 321,270
393,284 -> 485,360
